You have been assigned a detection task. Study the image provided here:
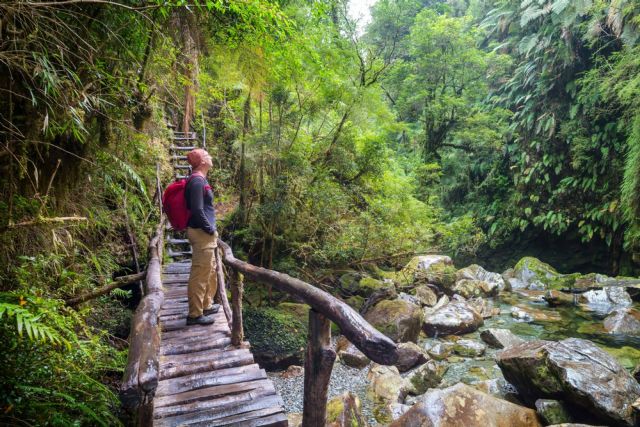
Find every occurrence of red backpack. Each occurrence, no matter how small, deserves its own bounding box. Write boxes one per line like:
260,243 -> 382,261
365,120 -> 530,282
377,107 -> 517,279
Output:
162,176 -> 195,231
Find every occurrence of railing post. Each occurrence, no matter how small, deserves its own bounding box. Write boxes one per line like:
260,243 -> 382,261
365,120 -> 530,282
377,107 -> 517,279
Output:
302,309 -> 336,427
230,267 -> 244,346
215,246 -> 233,326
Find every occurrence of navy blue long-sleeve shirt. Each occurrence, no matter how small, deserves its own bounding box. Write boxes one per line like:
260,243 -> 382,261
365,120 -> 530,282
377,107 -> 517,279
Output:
185,175 -> 216,234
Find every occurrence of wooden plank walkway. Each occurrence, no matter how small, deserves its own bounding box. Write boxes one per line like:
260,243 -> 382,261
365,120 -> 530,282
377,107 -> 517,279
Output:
154,261 -> 288,427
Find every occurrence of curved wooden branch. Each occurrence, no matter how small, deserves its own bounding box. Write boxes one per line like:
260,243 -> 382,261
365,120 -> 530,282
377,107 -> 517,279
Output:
217,240 -> 399,365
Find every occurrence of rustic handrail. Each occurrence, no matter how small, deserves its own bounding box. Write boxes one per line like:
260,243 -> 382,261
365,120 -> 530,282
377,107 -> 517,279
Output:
218,239 -> 401,427
217,239 -> 399,364
120,216 -> 165,425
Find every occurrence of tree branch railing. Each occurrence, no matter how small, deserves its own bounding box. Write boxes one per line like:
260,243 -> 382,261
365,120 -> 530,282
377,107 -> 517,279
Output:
217,239 -> 400,427
119,216 -> 165,426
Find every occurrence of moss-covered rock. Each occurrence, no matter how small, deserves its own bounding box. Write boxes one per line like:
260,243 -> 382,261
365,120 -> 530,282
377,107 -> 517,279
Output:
339,271 -> 393,298
535,399 -> 573,425
243,306 -> 307,370
326,392 -> 367,427
276,302 -> 310,320
389,255 -> 455,289
510,257 -> 580,291
406,360 -> 448,394
364,299 -> 423,343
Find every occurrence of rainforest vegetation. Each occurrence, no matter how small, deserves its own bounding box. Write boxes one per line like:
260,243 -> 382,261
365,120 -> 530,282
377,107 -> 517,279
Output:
1,0 -> 639,424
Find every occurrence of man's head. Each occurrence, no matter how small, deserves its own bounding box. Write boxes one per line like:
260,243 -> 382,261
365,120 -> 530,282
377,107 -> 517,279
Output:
186,148 -> 212,169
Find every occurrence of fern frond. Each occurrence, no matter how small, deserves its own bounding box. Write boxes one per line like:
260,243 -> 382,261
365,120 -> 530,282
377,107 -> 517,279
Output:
99,151 -> 151,205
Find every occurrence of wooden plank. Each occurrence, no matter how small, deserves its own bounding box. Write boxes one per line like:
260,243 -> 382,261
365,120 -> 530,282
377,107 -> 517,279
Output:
160,353 -> 254,380
161,347 -> 250,367
190,407 -> 287,427
160,325 -> 228,341
154,387 -> 282,424
154,378 -> 273,409
155,364 -> 264,397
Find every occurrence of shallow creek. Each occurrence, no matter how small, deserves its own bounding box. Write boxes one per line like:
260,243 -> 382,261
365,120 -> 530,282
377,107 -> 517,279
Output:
437,289 -> 640,387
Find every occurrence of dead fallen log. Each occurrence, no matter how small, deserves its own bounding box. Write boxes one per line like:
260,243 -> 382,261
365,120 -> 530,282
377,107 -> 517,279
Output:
66,271 -> 147,306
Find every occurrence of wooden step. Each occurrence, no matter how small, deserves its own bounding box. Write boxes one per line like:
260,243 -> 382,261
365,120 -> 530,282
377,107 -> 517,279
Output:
160,352 -> 255,380
170,146 -> 197,151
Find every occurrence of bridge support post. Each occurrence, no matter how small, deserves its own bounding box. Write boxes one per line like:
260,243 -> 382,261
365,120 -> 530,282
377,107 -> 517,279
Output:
230,268 -> 244,346
302,309 -> 336,427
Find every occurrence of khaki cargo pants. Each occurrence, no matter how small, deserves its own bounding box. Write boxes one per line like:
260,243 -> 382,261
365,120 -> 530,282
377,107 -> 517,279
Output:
186,228 -> 218,318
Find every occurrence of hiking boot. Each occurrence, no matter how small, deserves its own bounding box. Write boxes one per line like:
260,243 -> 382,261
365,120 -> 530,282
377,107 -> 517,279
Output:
186,315 -> 215,326
203,304 -> 220,316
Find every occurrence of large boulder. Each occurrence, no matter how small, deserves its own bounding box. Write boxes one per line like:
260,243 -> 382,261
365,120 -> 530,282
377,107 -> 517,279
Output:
480,328 -> 524,349
364,299 -> 423,343
398,255 -> 456,289
367,364 -> 410,424
423,299 -> 483,337
468,297 -> 499,319
509,257 -> 578,291
389,383 -> 541,427
326,392 -> 368,427
603,308 -> 640,335
453,264 -> 505,297
496,338 -> 640,426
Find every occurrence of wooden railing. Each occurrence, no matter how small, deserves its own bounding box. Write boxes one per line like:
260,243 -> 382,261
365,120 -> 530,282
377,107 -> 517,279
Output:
217,240 -> 401,426
120,217 -> 165,425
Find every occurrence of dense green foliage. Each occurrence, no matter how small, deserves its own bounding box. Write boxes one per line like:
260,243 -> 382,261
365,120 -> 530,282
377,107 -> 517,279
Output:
2,0 -> 640,423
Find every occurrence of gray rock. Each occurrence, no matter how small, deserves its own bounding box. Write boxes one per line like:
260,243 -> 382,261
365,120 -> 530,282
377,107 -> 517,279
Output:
581,287 -> 633,314
395,342 -> 428,372
389,383 -> 541,427
406,360 -> 448,395
336,336 -> 370,369
397,292 -> 421,307
480,328 -> 525,349
496,338 -> 640,426
469,297 -> 498,318
423,294 -> 449,316
453,338 -> 486,357
423,299 -> 483,336
411,285 -> 438,307
603,308 -> 640,335
407,255 -> 456,289
425,341 -> 454,360
535,399 -> 573,425
367,364 -> 410,424
454,264 -> 505,296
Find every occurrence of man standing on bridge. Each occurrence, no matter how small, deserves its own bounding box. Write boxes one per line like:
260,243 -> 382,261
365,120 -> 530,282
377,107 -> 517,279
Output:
185,148 -> 220,326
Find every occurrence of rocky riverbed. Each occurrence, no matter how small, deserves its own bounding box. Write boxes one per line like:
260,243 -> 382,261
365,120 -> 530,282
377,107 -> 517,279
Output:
255,255 -> 640,426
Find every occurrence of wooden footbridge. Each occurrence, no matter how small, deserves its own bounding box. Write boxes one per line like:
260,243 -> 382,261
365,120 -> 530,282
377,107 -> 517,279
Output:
119,131 -> 406,426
